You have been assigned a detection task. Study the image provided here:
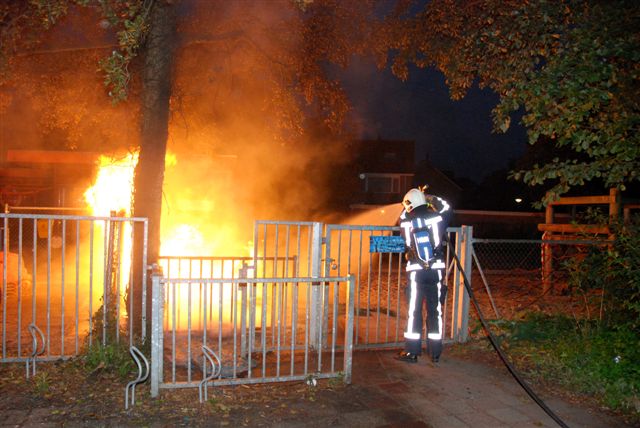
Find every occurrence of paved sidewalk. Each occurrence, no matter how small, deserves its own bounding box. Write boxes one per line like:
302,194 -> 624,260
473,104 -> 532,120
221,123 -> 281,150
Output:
343,349 -> 627,428
0,348 -> 631,427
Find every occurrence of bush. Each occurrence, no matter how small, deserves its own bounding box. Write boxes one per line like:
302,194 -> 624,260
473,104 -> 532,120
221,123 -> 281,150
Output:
564,212 -> 640,329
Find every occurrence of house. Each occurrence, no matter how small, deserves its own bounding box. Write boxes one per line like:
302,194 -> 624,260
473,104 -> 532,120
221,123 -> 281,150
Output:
348,139 -> 462,209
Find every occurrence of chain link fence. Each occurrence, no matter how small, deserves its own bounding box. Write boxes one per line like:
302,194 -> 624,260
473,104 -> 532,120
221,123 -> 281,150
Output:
470,238 -> 610,323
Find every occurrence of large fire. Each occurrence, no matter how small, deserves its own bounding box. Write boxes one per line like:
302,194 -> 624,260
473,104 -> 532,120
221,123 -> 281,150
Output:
83,151 -> 232,257
83,152 -> 253,329
84,153 -> 138,217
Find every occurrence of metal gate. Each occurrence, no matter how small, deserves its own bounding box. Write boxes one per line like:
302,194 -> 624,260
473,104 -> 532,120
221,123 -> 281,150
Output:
0,213 -> 148,365
145,219 -> 470,396
323,224 -> 472,348
149,273 -> 355,397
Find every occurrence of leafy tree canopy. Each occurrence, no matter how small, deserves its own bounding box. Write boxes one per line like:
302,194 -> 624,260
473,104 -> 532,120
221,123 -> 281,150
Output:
4,0 -> 638,209
385,0 -> 640,204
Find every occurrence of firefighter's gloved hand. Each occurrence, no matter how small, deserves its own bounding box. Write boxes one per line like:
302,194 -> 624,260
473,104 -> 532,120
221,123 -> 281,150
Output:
433,246 -> 444,259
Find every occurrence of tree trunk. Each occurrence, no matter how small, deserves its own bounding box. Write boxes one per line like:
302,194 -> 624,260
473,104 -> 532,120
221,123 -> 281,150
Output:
130,1 -> 176,340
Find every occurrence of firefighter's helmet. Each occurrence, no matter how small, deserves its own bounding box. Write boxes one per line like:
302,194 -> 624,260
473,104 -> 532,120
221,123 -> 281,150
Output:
402,188 -> 427,212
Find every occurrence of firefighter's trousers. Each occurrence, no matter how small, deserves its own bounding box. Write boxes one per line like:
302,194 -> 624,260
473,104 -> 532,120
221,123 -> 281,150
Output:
403,268 -> 447,359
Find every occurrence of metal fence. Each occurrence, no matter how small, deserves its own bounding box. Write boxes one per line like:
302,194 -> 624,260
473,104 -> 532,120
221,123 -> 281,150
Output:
147,221 -> 472,395
2,214 -> 475,395
470,236 -> 610,321
254,221 -> 471,349
158,256 -> 298,281
0,213 -> 148,363
149,274 -> 355,397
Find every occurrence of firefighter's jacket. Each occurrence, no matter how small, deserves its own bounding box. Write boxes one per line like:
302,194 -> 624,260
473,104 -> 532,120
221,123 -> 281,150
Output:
399,195 -> 451,272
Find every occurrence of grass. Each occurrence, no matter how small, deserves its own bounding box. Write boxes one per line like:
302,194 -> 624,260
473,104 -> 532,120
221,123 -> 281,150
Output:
33,372 -> 50,395
81,341 -> 137,379
494,313 -> 640,420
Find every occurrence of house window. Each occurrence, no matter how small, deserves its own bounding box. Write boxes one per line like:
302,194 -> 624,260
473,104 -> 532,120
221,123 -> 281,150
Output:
368,176 -> 393,193
363,173 -> 413,194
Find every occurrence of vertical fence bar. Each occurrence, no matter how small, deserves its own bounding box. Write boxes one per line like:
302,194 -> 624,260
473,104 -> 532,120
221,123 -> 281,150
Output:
141,219 -> 149,342
187,275 -> 192,383
2,216 -> 7,359
261,279 -> 267,376
356,230 -> 362,346
17,219 -> 23,357
88,221 -> 94,346
310,222 -> 323,349
75,220 -> 80,354
290,278 -> 297,376
385,251 -> 392,342
395,250 -> 402,343
331,279 -> 338,372
451,226 -> 472,343
46,219 -> 52,355
60,220 -> 66,355
375,236 -> 382,343
101,220 -> 108,346
31,219 -> 37,346
171,281 -> 176,383
150,269 -> 163,398
343,275 -> 355,384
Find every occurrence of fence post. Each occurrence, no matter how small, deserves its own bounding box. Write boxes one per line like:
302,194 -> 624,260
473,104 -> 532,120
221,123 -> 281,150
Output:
342,275 -> 355,384
150,266 -> 164,398
451,225 -> 472,343
239,262 -> 248,359
310,222 -> 323,349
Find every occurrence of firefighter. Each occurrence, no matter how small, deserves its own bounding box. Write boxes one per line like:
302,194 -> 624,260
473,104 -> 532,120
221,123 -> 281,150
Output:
395,186 -> 451,364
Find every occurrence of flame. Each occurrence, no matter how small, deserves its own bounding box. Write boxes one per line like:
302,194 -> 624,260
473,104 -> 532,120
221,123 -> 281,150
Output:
83,151 -> 255,329
82,153 -> 138,326
84,153 -> 137,216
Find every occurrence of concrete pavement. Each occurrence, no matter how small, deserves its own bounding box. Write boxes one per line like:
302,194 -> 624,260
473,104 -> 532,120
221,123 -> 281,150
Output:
338,349 -> 628,428
0,348 -> 631,427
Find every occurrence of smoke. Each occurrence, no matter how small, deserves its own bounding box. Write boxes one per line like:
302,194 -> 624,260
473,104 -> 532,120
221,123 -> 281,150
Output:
1,0 -> 364,250
166,1 -> 356,232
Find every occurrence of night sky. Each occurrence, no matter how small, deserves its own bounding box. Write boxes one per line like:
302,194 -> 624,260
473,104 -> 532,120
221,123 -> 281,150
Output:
339,57 -> 529,183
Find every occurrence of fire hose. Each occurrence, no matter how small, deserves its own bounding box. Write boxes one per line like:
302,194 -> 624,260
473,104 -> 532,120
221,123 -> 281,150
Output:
449,248 -> 570,428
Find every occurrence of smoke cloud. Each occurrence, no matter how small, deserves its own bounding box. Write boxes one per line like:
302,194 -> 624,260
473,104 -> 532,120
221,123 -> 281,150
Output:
1,0 -> 362,254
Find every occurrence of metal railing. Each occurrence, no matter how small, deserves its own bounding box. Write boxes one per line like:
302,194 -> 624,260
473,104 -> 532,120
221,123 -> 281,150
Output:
150,274 -> 355,396
0,213 -> 148,364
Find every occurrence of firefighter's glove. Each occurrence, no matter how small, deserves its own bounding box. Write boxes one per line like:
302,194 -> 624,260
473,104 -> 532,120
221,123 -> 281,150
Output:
433,246 -> 444,259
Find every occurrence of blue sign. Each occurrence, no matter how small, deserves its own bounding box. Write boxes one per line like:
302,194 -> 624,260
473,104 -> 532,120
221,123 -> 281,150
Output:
369,235 -> 406,253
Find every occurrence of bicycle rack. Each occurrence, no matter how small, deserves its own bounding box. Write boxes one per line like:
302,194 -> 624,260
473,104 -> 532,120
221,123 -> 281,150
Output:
26,323 -> 45,379
199,345 -> 222,403
125,346 -> 150,410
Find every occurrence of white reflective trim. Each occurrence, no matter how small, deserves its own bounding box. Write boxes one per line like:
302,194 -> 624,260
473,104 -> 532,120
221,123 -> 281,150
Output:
404,332 -> 421,340
425,215 -> 442,226
400,220 -> 412,246
406,262 -> 422,271
427,332 -> 441,339
431,261 -> 445,269
432,225 -> 441,247
436,279 -> 444,338
405,272 -> 419,339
